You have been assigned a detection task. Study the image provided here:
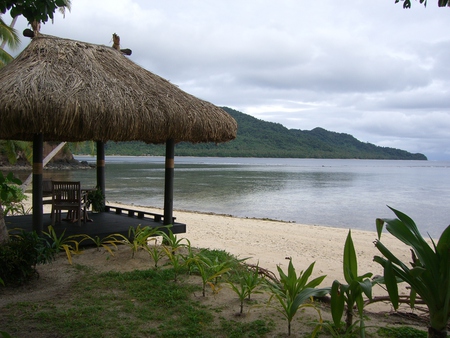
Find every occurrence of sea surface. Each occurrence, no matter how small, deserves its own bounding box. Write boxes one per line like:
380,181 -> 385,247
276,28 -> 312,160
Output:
44,156 -> 449,238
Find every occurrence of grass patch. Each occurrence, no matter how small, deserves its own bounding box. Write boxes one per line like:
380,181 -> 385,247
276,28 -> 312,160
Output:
0,255 -> 275,338
377,326 -> 427,338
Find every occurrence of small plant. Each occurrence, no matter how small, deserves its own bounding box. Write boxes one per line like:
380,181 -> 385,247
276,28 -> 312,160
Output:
227,264 -> 263,314
265,258 -> 328,336
192,250 -> 232,297
42,225 -> 84,264
374,206 -> 450,338
87,234 -> 124,256
147,237 -> 164,269
162,244 -> 186,282
86,187 -> 105,212
0,172 -> 24,214
330,230 -> 373,337
120,225 -> 163,258
160,228 -> 188,254
209,255 -> 235,288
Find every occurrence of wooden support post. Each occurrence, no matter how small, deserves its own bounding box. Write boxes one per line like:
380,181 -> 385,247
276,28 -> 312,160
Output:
96,141 -> 106,202
32,133 -> 44,235
163,139 -> 175,225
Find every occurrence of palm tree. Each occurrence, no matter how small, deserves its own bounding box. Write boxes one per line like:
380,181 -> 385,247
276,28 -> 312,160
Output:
0,15 -> 19,68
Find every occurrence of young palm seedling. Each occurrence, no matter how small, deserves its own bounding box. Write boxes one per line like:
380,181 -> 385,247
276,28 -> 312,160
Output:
266,258 -> 328,337
228,263 -> 263,314
192,250 -> 232,297
121,225 -> 163,258
161,228 -> 188,254
162,244 -> 186,282
330,230 -> 373,337
147,237 -> 164,269
86,234 -> 124,256
42,226 -> 85,264
374,206 -> 450,338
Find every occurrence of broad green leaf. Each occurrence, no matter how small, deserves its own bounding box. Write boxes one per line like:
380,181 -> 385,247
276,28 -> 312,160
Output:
384,211 -> 439,283
360,272 -> 373,280
389,206 -> 419,231
436,224 -> 450,256
291,287 -> 323,313
305,274 -> 327,289
374,240 -> 410,271
343,230 -> 358,284
409,266 -> 426,278
358,279 -> 373,300
376,218 -> 385,240
384,260 -> 399,310
330,280 -> 345,328
355,292 -> 364,315
297,262 -> 315,289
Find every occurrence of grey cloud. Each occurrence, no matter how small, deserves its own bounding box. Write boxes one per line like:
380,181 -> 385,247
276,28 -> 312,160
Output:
7,0 -> 450,159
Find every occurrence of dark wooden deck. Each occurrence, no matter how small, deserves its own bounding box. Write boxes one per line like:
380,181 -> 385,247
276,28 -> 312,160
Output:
5,205 -> 186,245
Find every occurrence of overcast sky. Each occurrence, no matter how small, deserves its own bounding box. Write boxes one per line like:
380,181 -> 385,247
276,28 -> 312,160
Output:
5,1 -> 450,160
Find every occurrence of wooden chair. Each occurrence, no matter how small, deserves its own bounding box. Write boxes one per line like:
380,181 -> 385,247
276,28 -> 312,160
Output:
51,181 -> 87,227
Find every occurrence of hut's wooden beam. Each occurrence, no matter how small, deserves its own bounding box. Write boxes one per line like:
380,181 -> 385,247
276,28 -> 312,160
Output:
96,141 -> 105,198
32,133 -> 44,235
163,139 -> 175,225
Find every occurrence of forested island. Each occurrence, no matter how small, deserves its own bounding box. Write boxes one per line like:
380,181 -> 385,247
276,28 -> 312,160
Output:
72,107 -> 427,160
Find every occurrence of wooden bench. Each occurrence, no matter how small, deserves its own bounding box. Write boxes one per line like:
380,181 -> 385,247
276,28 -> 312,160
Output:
104,205 -> 176,223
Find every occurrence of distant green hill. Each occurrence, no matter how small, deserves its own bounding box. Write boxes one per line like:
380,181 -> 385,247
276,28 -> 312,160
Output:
72,107 -> 427,160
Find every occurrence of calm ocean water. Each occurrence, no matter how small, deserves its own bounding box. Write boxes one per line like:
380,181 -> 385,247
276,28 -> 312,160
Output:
46,156 -> 449,238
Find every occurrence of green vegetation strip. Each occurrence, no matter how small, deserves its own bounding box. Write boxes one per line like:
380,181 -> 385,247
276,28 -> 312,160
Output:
1,264 -> 272,338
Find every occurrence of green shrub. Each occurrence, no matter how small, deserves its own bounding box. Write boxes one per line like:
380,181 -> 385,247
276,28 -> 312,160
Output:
0,172 -> 27,216
0,230 -> 54,286
374,207 -> 450,338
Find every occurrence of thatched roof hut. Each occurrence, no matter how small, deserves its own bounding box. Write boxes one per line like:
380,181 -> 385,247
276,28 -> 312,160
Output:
0,34 -> 237,143
0,34 -> 237,233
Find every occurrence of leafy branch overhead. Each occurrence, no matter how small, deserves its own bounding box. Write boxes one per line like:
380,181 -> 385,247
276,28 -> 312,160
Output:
396,0 -> 450,8
0,0 -> 71,26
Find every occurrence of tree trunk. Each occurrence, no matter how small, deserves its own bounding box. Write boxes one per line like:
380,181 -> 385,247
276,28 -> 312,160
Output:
428,327 -> 447,338
0,204 -> 8,245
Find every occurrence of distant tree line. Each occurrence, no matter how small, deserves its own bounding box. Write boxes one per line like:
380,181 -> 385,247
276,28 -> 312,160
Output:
71,107 -> 427,161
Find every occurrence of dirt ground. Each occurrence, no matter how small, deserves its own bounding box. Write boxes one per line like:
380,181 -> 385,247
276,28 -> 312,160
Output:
0,244 -> 431,337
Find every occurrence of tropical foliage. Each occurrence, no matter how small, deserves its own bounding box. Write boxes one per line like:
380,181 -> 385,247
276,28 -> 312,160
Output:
0,14 -> 19,67
265,259 -> 328,336
0,0 -> 71,27
396,0 -> 450,8
331,230 -> 374,337
374,207 -> 450,338
0,229 -> 54,285
0,172 -> 23,244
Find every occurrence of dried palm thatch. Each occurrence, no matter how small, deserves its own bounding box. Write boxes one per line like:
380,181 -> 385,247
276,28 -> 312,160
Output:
0,34 -> 237,144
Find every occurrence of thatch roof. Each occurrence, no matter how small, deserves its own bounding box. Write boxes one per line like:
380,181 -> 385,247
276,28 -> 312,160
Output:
0,35 -> 237,144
